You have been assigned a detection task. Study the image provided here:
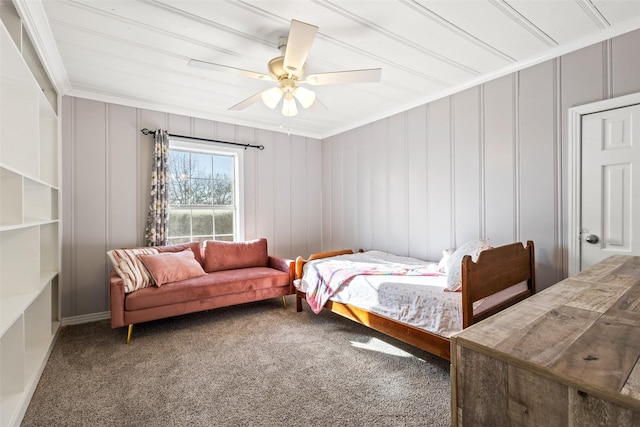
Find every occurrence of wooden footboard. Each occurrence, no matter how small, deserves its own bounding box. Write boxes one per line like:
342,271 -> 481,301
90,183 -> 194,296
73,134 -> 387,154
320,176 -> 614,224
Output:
295,241 -> 535,360
461,240 -> 535,328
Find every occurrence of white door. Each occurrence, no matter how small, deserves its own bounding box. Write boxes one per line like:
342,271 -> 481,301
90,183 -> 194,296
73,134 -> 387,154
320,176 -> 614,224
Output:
580,103 -> 640,270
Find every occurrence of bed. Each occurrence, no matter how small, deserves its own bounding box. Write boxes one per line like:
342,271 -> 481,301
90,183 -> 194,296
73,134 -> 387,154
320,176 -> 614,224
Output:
294,241 -> 535,360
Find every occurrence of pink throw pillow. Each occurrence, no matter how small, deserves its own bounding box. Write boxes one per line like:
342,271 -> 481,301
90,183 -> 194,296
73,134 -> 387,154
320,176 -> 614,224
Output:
156,241 -> 204,267
204,238 -> 268,273
138,250 -> 207,287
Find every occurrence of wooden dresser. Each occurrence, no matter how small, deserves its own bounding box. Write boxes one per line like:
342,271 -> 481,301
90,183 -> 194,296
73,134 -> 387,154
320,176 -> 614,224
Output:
451,255 -> 640,426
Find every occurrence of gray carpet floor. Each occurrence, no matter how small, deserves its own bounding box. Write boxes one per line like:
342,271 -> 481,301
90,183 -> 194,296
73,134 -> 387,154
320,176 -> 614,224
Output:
22,297 -> 451,426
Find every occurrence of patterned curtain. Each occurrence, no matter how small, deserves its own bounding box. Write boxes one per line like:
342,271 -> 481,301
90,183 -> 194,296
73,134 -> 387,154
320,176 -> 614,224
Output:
144,129 -> 169,246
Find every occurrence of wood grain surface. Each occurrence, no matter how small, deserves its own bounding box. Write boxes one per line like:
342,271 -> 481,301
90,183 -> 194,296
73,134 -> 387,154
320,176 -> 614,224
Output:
452,255 -> 640,426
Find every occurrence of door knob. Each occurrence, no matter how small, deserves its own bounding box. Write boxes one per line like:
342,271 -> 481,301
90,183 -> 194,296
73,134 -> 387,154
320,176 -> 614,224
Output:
585,234 -> 599,244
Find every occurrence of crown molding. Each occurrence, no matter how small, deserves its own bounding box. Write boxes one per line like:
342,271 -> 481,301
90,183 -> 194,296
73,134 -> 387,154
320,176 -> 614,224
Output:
14,0 -> 72,94
324,16 -> 640,139
66,86 -> 324,140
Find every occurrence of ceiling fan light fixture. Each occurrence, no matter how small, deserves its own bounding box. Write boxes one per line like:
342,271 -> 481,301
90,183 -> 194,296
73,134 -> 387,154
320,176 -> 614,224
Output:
194,19 -> 382,116
261,87 -> 283,109
282,92 -> 298,116
293,86 -> 316,108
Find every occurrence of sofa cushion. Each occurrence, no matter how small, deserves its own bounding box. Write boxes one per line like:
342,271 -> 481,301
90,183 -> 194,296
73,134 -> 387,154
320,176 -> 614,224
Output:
138,250 -> 206,287
125,267 -> 289,311
156,241 -> 204,267
204,238 -> 268,272
107,247 -> 159,293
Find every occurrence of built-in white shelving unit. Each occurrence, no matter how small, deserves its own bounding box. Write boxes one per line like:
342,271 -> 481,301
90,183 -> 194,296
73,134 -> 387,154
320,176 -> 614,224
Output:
0,3 -> 60,425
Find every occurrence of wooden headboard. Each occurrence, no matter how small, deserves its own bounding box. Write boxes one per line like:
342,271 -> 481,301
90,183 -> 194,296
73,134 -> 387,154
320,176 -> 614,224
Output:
295,249 -> 355,280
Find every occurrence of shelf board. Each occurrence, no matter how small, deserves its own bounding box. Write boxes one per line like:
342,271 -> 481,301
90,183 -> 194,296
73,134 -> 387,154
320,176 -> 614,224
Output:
40,270 -> 59,286
0,219 -> 59,232
0,162 -> 60,191
0,271 -> 59,335
0,293 -> 39,337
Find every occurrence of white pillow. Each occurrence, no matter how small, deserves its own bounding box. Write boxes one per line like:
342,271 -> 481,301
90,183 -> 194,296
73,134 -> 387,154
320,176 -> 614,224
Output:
107,247 -> 159,293
438,248 -> 454,273
446,240 -> 491,291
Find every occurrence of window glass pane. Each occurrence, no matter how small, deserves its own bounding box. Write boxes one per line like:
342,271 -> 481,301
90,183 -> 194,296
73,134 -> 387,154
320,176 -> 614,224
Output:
169,150 -> 189,172
168,209 -> 191,237
192,210 -> 214,236
212,179 -> 233,205
214,210 -> 234,236
213,155 -> 234,179
216,235 -> 234,242
167,237 -> 191,245
168,151 -> 191,205
190,178 -> 212,205
190,152 -> 213,179
169,151 -> 190,179
168,177 -> 189,205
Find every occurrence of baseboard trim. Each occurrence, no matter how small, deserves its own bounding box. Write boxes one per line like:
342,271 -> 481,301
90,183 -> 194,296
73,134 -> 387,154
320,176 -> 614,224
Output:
61,311 -> 110,325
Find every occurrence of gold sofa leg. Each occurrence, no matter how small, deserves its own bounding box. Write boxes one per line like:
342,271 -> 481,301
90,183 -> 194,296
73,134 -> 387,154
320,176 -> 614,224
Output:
126,324 -> 133,344
282,296 -> 287,309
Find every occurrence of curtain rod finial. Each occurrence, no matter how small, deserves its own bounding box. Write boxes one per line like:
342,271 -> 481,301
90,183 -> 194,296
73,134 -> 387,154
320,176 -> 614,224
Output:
141,128 -> 156,136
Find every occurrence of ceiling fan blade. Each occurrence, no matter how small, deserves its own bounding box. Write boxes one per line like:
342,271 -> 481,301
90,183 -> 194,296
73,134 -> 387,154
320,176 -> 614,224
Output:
304,68 -> 382,86
308,97 -> 328,111
282,20 -> 318,76
228,91 -> 264,111
188,59 -> 273,82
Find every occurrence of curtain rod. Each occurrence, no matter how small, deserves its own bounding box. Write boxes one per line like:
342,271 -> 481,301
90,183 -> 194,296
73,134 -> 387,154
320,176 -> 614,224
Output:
141,128 -> 264,150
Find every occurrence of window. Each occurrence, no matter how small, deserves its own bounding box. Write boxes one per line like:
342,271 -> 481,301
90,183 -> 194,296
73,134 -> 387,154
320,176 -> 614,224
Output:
166,138 -> 243,245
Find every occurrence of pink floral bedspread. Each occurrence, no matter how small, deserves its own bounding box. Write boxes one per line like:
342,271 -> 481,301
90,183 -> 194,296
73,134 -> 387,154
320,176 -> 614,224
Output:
305,258 -> 445,314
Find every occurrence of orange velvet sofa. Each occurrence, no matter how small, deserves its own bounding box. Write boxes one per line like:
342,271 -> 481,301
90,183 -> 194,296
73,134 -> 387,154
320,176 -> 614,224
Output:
109,238 -> 294,343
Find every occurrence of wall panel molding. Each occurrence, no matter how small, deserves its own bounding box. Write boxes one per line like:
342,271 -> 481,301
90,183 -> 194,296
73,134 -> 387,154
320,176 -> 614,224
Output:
553,58 -> 563,282
513,71 -> 520,242
479,84 -> 486,239
604,40 -> 612,99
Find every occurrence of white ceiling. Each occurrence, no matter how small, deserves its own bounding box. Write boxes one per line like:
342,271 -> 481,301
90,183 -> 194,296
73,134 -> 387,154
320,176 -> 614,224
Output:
19,0 -> 640,139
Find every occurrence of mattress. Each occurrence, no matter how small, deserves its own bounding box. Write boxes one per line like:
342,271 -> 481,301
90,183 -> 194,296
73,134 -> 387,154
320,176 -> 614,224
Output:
296,250 -> 527,338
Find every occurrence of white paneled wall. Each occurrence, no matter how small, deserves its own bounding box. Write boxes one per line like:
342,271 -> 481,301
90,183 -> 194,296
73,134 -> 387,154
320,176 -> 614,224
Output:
60,29 -> 640,317
61,99 -> 321,318
321,29 -> 640,291
426,98 -> 453,258
484,76 -> 516,245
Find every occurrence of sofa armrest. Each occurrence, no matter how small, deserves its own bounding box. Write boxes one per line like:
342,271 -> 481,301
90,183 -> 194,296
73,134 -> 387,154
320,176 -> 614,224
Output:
109,271 -> 127,328
269,256 -> 295,294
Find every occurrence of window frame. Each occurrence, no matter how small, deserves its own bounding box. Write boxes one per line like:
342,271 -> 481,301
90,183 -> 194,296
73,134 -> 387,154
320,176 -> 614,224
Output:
167,137 -> 245,242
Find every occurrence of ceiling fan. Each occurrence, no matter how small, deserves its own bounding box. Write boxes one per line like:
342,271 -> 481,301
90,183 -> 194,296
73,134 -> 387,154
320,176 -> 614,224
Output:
188,19 -> 382,117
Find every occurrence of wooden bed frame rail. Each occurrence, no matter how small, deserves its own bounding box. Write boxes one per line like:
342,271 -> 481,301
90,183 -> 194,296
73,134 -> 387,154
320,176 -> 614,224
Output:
294,241 -> 535,360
